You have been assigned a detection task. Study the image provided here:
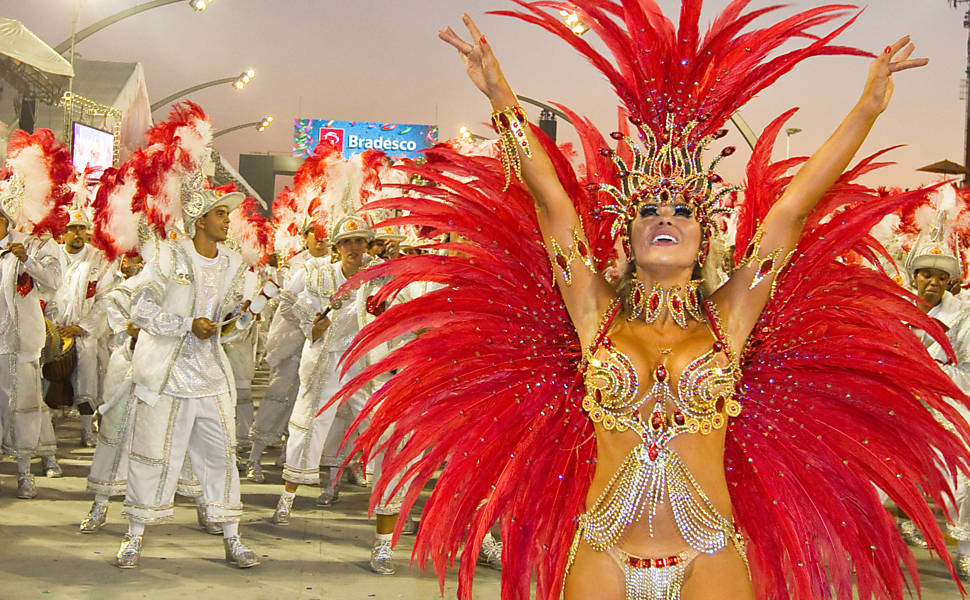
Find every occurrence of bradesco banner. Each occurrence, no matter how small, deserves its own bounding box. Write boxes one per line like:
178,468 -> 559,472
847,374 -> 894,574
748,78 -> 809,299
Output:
293,119 -> 438,160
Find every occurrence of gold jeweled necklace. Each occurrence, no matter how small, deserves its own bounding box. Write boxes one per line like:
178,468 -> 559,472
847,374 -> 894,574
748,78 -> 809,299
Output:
627,276 -> 704,328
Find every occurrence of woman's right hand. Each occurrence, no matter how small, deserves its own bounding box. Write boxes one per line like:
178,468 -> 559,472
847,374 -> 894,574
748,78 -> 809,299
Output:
439,14 -> 515,104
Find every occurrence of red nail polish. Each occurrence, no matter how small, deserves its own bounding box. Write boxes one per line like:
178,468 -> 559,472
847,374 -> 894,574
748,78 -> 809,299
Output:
480,35 -> 488,45
884,45 -> 892,54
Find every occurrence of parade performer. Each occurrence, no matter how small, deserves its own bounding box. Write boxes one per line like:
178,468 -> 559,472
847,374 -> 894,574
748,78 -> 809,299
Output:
246,148 -> 335,482
224,193 -> 275,463
896,191 -> 970,579
113,102 -> 259,569
46,207 -> 114,447
0,129 -> 69,498
270,214 -> 377,523
330,2 -> 970,599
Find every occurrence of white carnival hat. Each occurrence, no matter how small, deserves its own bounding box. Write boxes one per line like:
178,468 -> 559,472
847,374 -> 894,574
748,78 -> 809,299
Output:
331,214 -> 374,244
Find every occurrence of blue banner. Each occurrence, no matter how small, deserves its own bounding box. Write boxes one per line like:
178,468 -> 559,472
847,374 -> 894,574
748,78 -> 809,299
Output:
293,118 -> 438,160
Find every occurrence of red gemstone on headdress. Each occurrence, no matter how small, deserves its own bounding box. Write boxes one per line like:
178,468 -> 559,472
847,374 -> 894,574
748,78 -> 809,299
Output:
659,189 -> 670,202
713,129 -> 729,140
610,131 -> 624,140
617,170 -> 630,178
674,411 -> 686,426
628,116 -> 642,125
651,412 -> 664,430
585,183 -> 600,192
721,146 -> 736,157
655,364 -> 667,382
706,173 -> 723,183
599,148 -> 613,157
647,442 -> 659,461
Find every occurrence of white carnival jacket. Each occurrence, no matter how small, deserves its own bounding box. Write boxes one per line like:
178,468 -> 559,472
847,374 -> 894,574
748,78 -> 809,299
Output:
0,232 -> 62,361
129,238 -> 250,405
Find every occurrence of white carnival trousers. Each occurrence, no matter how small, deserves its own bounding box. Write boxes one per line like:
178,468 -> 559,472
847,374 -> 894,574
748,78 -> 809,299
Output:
250,354 -> 301,447
0,354 -> 56,458
283,351 -> 367,485
123,393 -> 241,524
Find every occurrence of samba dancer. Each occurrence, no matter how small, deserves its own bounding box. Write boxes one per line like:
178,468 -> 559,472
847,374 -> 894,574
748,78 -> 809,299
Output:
271,214 -> 376,523
0,129 -> 69,499
46,209 -> 115,447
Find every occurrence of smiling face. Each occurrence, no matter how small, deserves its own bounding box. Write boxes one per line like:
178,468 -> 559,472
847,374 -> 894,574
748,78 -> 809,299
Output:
196,205 -> 231,242
629,200 -> 703,277
915,267 -> 951,308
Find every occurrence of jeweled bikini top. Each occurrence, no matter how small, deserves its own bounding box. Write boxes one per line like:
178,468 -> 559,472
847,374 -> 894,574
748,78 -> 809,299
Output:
580,298 -> 741,445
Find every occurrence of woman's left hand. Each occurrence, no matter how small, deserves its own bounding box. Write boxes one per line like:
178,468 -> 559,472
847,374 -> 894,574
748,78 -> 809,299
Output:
862,36 -> 928,114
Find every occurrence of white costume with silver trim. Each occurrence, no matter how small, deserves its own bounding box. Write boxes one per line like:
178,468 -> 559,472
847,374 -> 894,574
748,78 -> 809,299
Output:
0,232 -> 61,458
282,255 -> 373,485
123,239 -> 250,524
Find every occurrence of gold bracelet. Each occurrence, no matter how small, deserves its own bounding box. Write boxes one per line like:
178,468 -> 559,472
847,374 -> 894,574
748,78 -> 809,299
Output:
491,105 -> 532,190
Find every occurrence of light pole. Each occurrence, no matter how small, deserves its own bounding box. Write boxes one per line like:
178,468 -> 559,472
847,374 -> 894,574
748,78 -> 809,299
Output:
785,127 -> 803,159
951,0 -> 970,187
213,116 -> 273,139
151,69 -> 255,113
54,0 -> 213,55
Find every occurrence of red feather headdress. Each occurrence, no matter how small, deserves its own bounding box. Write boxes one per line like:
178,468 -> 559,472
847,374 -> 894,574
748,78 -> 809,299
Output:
227,187 -> 275,268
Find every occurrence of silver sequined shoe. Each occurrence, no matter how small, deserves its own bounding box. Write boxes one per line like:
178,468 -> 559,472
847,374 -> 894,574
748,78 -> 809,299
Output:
315,487 -> 339,506
246,462 -> 265,483
369,538 -> 395,575
16,475 -> 37,499
43,456 -> 63,478
477,535 -> 503,571
957,553 -> 970,582
271,495 -> 293,525
224,535 -> 260,568
114,533 -> 143,568
898,519 -> 928,549
80,501 -> 108,533
196,504 -> 223,535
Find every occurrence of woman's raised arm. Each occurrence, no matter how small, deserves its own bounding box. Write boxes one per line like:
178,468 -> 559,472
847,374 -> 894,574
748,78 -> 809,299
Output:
440,15 -> 613,344
715,36 -> 929,349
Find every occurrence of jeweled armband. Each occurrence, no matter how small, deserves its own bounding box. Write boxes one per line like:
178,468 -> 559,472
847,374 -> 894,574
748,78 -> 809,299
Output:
491,105 -> 532,190
738,225 -> 794,296
547,225 -> 596,286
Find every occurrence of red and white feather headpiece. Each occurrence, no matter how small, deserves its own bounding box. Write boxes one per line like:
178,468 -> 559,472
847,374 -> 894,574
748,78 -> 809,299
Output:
0,128 -> 75,236
224,183 -> 275,267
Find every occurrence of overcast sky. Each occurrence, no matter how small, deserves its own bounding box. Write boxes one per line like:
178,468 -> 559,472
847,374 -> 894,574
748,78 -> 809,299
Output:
4,0 -> 968,191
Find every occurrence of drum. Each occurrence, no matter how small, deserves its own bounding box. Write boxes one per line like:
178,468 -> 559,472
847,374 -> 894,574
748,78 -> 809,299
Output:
41,319 -> 76,409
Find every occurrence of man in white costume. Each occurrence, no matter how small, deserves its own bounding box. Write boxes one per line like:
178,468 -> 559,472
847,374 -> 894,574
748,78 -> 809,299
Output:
46,209 -> 115,447
245,224 -> 330,482
0,205 -> 62,498
114,187 -> 260,569
894,206 -> 970,580
270,214 -> 376,523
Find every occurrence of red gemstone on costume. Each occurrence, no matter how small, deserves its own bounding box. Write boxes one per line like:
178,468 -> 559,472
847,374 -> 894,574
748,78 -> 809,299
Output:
655,364 -> 667,382
556,254 -> 569,271
674,411 -> 686,426
757,258 -> 774,278
671,294 -> 683,312
610,131 -> 624,140
594,389 -> 603,404
647,442 -> 659,461
577,242 -> 589,259
648,292 -> 661,311
632,287 -> 643,306
498,113 -> 510,127
712,341 -> 725,352
651,412 -> 664,430
86,280 -> 97,299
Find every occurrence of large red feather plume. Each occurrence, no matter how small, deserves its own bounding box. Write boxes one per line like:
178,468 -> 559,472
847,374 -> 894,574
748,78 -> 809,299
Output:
229,194 -> 275,267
